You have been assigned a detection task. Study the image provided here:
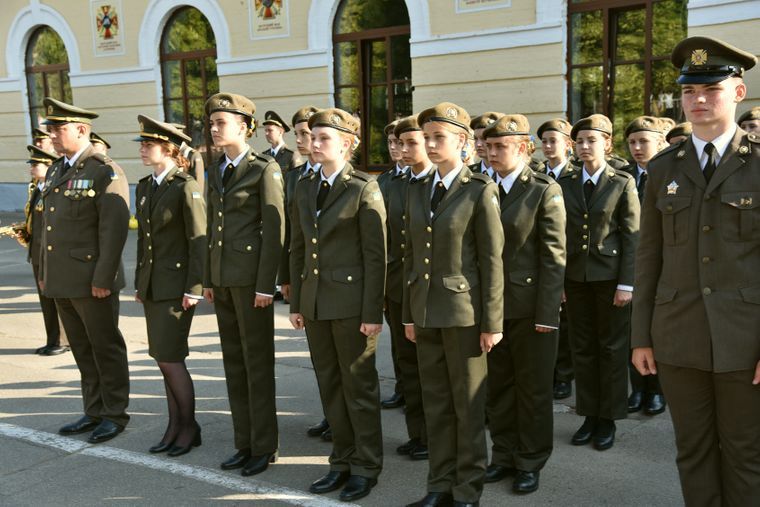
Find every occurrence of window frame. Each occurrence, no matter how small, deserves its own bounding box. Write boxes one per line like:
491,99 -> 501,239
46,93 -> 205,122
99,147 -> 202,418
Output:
25,26 -> 72,128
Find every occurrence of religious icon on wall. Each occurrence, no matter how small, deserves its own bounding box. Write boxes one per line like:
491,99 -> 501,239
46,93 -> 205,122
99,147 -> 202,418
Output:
250,0 -> 290,39
91,0 -> 125,56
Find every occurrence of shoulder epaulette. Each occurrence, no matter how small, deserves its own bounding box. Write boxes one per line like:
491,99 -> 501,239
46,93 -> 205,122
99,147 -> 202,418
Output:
91,152 -> 108,164
469,173 -> 491,184
649,139 -> 684,164
256,152 -> 276,164
173,171 -> 190,180
351,169 -> 372,182
613,169 -> 634,180
532,171 -> 553,184
747,132 -> 760,144
138,173 -> 152,183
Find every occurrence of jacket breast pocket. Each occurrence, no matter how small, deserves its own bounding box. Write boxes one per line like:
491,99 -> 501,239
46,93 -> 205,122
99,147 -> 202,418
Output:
332,267 -> 363,284
442,275 -> 477,293
508,270 -> 537,287
232,239 -> 259,254
656,197 -> 691,246
70,248 -> 98,262
720,192 -> 760,242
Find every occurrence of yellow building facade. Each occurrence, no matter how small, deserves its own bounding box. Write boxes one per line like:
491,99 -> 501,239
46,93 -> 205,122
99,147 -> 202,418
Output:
0,0 -> 758,208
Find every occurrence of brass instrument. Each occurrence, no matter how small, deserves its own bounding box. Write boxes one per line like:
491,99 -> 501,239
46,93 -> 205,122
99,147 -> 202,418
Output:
0,222 -> 29,245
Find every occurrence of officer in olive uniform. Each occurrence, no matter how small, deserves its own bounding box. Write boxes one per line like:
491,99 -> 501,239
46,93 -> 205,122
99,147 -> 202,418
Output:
666,122 -> 692,145
171,123 -> 206,196
403,102 -> 504,507
22,145 -> 68,355
558,115 -> 640,451
32,127 -> 56,153
632,36 -> 760,506
262,110 -> 303,173
90,132 -> 110,155
482,115 -> 566,494
289,108 -> 386,502
738,106 -> 760,133
468,112 -> 501,177
536,119 -> 575,400
377,118 -> 407,410
204,93 -> 285,476
39,97 -> 131,444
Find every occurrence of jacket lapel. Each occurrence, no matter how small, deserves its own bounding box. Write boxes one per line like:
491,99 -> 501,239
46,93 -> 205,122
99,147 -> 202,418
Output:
307,171 -> 319,220
320,164 -> 352,214
151,167 -> 178,217
501,166 -> 530,210
588,165 -> 613,209
677,138 -> 707,190
561,166 -> 585,212
208,154 -> 224,195
706,129 -> 747,193
224,148 -> 252,193
432,166 -> 468,221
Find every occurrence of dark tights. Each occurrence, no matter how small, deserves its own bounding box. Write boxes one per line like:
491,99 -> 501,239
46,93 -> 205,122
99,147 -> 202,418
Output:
158,361 -> 197,447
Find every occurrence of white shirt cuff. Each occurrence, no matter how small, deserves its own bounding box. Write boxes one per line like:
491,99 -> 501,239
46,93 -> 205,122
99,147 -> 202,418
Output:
536,324 -> 559,330
184,293 -> 203,300
616,285 -> 634,292
256,292 -> 274,298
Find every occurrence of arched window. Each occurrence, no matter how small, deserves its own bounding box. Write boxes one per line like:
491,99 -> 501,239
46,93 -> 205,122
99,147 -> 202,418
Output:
25,26 -> 72,128
333,0 -> 411,172
160,7 -> 219,147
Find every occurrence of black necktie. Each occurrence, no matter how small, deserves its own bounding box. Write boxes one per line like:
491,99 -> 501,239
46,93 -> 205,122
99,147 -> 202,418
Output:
316,180 -> 330,211
431,181 -> 446,213
152,178 -> 159,193
584,179 -> 595,204
638,172 -> 648,194
498,182 -> 507,204
222,163 -> 234,187
549,171 -> 557,180
703,143 -> 717,182
62,161 -> 71,176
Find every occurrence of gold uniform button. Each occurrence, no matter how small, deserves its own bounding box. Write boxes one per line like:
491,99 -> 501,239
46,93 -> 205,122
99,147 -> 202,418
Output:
148,245 -> 152,250
526,277 -> 533,284
313,223 -> 318,229
149,259 -> 153,263
312,253 -> 317,259
54,188 -> 59,193
311,238 -> 317,244
400,243 -> 405,249
426,226 -> 432,232
347,275 -> 353,281
218,211 -> 223,217
702,225 -> 711,232
612,249 -> 618,255
146,232 -> 150,237
424,273 -> 430,280
425,242 -> 431,248
582,224 -> 588,230
246,245 -> 252,251
47,245 -> 53,251
147,219 -> 150,224
46,226 -> 52,231
402,214 -> 405,220
702,287 -> 712,296
458,283 -> 466,290
176,262 -> 182,268
218,226 -> 222,231
581,245 -> 588,250
49,207 -> 55,212
424,258 -> 430,264
401,230 -> 405,235
218,241 -> 222,246
313,268 -> 319,275
86,254 -> 92,260
702,256 -> 711,263
583,213 -> 589,219
582,235 -> 588,240
666,205 -> 673,212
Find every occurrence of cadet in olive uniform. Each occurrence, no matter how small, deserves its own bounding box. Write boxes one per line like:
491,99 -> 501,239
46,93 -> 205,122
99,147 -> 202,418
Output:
377,118 -> 407,410
203,93 -> 285,477
558,114 -> 639,452
19,145 -> 68,355
403,102 -> 504,507
623,116 -> 668,415
468,112 -> 501,177
666,122 -> 692,145
289,108 -> 386,502
537,118 -> 575,400
262,110 -> 303,173
32,127 -> 55,153
388,115 -> 430,461
90,132 -> 110,155
133,116 -> 206,457
632,36 -> 760,506
737,106 -> 760,133
39,97 -> 131,444
171,123 -> 206,196
482,115 -> 566,494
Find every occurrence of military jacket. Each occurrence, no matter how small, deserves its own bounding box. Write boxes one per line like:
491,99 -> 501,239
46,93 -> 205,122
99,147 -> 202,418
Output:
28,184 -> 44,266
279,161 -> 312,285
135,167 -> 207,301
264,144 -> 302,174
289,163 -> 387,323
632,130 -> 760,372
204,148 -> 285,292
402,166 -> 504,332
385,169 -> 411,303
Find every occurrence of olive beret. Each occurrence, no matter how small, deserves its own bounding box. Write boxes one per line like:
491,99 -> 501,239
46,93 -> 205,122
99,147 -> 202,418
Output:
483,114 -> 530,138
666,122 -> 693,142
205,93 -> 255,120
737,106 -> 760,125
624,116 -> 665,139
417,102 -> 471,132
292,106 -> 320,127
394,115 -> 422,138
470,112 -> 502,130
571,114 -> 613,140
308,108 -> 360,135
536,118 -> 572,139
384,119 -> 400,137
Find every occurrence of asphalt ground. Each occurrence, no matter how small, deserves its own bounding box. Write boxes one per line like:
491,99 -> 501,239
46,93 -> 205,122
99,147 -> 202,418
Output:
0,212 -> 683,506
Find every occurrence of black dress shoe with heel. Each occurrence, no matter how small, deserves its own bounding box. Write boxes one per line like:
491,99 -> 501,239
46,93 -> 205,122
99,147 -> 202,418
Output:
149,440 -> 174,453
553,381 -> 572,400
167,424 -> 202,457
513,470 -> 540,493
221,449 -> 251,470
410,443 -> 429,461
88,420 -> 124,444
59,415 -> 100,435
309,470 -> 350,494
571,416 -> 598,446
397,437 -> 421,455
381,392 -> 405,409
593,418 -> 616,451
406,492 -> 454,507
644,393 -> 666,415
307,418 -> 329,437
43,346 -> 69,356
339,475 -> 377,502
241,452 -> 277,476
484,463 -> 515,483
628,391 -> 643,413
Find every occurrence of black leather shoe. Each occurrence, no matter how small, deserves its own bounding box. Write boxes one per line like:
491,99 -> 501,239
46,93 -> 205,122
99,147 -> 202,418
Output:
167,425 -> 202,457
321,427 -> 333,442
220,449 -> 251,470
571,416 -> 597,445
381,392 -> 405,409
149,440 -> 173,453
309,470 -> 350,494
484,463 -> 514,483
406,492 -> 454,507
397,438 -> 421,455
241,452 -> 277,476
87,420 -> 124,443
307,418 -> 329,437
43,345 -> 69,356
628,391 -> 644,413
593,418 -> 616,451
339,475 -> 377,502
35,345 -> 49,355
553,381 -> 572,400
410,443 -> 429,461
59,415 -> 100,435
644,393 -> 666,415
512,470 -> 540,493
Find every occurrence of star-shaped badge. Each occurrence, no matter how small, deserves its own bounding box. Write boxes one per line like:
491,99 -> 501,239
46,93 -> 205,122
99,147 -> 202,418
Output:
666,180 -> 679,195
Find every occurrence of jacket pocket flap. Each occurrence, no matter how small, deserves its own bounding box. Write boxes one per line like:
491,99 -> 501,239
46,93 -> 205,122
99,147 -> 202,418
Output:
721,192 -> 760,210
332,267 -> 362,284
656,197 -> 691,214
739,285 -> 760,304
407,271 -> 418,285
596,242 -> 621,256
232,239 -> 258,253
70,248 -> 97,262
508,271 -> 537,287
654,284 -> 677,304
162,258 -> 189,270
443,275 -> 471,292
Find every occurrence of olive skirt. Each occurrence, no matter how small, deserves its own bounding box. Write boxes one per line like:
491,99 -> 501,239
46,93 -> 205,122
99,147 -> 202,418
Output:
143,298 -> 195,362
